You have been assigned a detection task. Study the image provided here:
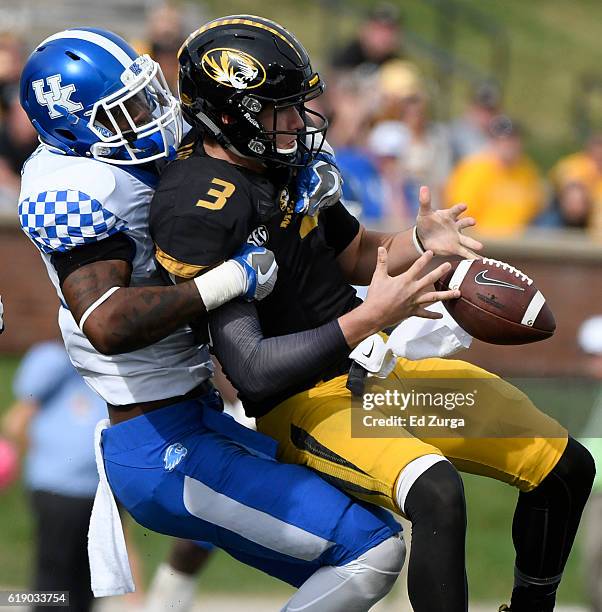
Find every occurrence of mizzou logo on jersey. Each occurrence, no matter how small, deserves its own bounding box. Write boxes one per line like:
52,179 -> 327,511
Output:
279,187 -> 290,212
279,187 -> 295,228
201,48 -> 266,89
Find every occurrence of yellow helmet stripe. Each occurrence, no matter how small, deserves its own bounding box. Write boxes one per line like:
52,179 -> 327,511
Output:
179,15 -> 302,60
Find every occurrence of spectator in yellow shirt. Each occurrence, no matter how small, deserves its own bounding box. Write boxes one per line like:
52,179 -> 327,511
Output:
445,116 -> 545,237
549,134 -> 602,235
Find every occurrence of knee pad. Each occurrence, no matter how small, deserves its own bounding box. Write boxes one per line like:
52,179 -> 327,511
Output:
403,460 -> 466,528
395,454 -> 449,513
281,535 -> 405,612
513,437 -> 595,578
342,534 -> 406,604
535,437 -> 596,506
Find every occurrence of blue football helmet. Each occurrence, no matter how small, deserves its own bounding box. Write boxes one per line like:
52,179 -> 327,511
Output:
20,28 -> 182,165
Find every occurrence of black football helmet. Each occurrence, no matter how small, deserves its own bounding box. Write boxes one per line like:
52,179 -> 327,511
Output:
178,15 -> 328,167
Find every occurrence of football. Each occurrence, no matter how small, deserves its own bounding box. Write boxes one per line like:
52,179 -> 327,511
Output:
434,257 -> 556,344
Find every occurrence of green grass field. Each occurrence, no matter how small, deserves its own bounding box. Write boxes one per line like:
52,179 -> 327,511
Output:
0,355 -> 591,603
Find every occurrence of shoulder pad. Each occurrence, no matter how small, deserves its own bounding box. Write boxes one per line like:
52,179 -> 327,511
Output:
20,151 -> 117,205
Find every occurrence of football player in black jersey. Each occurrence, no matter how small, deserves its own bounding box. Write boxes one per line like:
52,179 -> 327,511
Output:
150,16 -> 595,612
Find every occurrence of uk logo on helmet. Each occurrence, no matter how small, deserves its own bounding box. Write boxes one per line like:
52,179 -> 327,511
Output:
201,48 -> 266,89
32,74 -> 83,119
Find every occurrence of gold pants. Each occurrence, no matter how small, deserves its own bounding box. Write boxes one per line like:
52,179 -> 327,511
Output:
258,356 -> 568,513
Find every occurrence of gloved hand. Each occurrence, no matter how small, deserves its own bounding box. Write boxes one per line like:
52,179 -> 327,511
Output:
294,152 -> 343,216
231,244 -> 278,301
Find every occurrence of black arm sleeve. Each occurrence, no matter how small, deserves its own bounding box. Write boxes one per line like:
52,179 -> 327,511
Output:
209,300 -> 350,401
50,232 -> 135,286
322,202 -> 360,255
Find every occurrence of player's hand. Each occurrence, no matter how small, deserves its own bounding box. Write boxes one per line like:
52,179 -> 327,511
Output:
294,152 -> 343,216
363,247 -> 460,329
415,186 -> 483,259
231,244 -> 278,301
0,295 -> 4,334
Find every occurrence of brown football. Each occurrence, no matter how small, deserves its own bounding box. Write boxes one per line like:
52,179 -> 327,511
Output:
434,257 -> 556,344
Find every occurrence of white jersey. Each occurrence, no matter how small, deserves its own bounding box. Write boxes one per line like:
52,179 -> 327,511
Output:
19,145 -> 212,405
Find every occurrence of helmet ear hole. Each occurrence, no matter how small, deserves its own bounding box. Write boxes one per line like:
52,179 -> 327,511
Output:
56,128 -> 77,141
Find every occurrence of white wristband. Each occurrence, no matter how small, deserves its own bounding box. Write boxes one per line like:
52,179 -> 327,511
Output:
412,225 -> 426,255
79,286 -> 121,333
194,260 -> 247,311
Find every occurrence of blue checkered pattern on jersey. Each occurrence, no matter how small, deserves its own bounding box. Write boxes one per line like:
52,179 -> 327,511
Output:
19,190 -> 127,254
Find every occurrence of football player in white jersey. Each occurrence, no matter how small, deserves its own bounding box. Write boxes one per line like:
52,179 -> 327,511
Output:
18,28 -> 421,611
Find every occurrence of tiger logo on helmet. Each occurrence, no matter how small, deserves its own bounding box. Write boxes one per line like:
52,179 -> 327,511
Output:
201,48 -> 266,89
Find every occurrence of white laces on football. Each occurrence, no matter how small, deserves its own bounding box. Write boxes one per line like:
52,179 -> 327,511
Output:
481,258 -> 533,285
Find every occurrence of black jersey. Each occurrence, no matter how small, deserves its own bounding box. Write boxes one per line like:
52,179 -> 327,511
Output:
150,132 -> 362,414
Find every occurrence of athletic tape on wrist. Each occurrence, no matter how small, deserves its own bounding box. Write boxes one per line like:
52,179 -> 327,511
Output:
412,225 -> 426,255
79,286 -> 121,333
194,260 -> 247,311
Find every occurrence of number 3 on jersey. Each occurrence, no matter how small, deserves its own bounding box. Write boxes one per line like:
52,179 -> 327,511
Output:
196,178 -> 236,210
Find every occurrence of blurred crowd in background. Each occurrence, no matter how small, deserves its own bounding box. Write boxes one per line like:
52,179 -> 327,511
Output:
318,2 -> 602,238
1,2 -> 602,240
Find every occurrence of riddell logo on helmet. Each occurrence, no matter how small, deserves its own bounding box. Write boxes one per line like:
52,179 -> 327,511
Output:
201,48 -> 266,89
